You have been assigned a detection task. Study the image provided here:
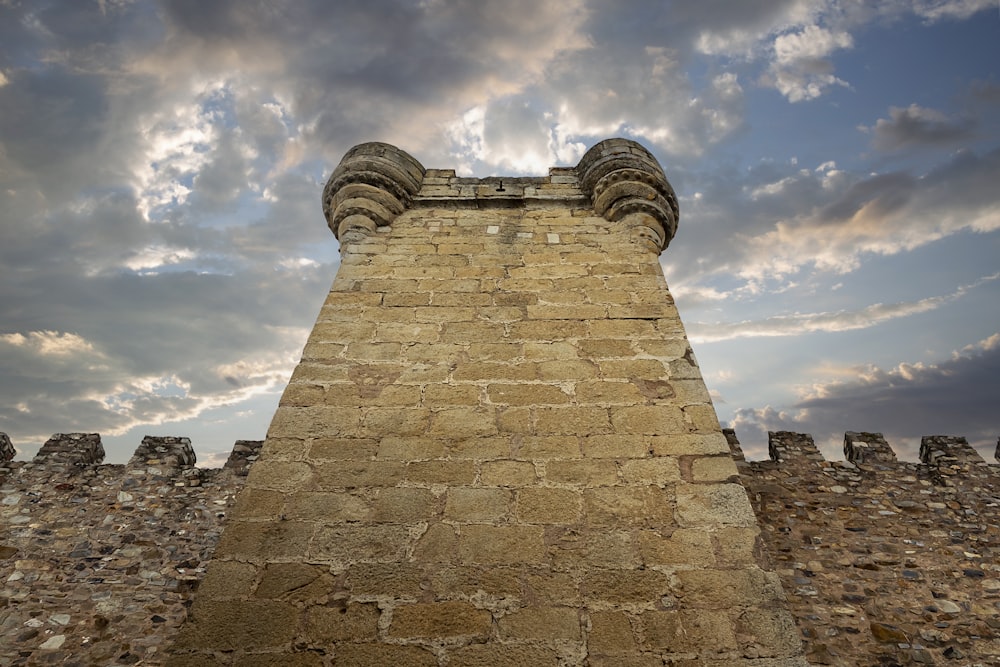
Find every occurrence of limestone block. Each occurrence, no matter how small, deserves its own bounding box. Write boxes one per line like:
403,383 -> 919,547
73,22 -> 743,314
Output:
674,569 -> 785,609
196,561 -> 258,599
373,487 -> 440,522
214,520 -> 314,561
545,459 -> 621,486
285,491 -> 371,522
481,460 -> 537,486
581,568 -> 672,603
516,487 -> 583,524
638,528 -> 714,566
334,644 -> 437,666
457,525 -> 546,564
691,455 -> 739,482
304,603 -> 379,641
446,644 -> 561,666
388,601 -> 492,639
172,600 -> 299,650
311,524 -> 410,563
498,606 -> 581,640
445,487 -> 512,522
580,434 -> 650,458
344,563 -> 425,597
584,486 -> 675,527
588,610 -> 640,653
640,609 -> 738,652
675,483 -> 756,528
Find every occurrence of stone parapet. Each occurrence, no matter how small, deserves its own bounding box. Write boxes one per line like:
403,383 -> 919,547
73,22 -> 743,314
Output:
843,431 -> 897,467
0,433 -> 258,665
767,430 -> 824,464
128,435 -> 197,471
223,439 -> 264,476
0,432 -> 13,462
32,432 -> 105,467
729,429 -> 1000,666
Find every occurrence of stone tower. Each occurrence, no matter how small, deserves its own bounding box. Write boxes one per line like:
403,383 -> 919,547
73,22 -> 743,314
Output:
168,139 -> 806,665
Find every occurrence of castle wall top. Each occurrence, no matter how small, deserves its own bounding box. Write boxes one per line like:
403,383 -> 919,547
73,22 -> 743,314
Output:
321,138 -> 680,253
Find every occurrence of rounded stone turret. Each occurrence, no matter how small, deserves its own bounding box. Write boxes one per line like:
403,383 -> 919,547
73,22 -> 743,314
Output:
576,138 -> 679,252
321,142 -> 426,245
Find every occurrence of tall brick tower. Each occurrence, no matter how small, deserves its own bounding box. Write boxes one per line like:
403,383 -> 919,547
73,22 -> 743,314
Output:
169,140 -> 807,665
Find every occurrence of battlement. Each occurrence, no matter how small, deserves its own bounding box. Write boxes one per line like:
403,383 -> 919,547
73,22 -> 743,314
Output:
728,428 -> 999,469
727,428 -> 1000,665
2,431 -> 261,472
0,431 -> 262,665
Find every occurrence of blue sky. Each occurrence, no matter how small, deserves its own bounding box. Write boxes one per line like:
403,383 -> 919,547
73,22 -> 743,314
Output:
1,0 -> 998,464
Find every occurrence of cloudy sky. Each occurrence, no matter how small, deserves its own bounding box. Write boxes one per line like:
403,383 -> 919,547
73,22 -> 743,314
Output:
1,0 -> 998,464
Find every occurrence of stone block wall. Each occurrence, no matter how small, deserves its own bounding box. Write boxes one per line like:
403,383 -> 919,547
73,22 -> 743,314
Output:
0,433 -> 262,666
168,140 -> 806,666
730,429 -> 1000,666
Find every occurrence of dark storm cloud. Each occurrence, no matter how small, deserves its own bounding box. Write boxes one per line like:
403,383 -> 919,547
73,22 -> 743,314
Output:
153,0 -> 589,162
731,335 -> 1000,459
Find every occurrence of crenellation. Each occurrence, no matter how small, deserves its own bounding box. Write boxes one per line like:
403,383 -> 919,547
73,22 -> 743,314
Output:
730,429 -> 1000,666
128,435 -> 197,471
0,433 -> 260,666
32,432 -> 105,467
0,431 -> 14,462
766,430 -> 824,464
843,431 -> 897,467
223,438 -> 264,476
919,434 -> 987,468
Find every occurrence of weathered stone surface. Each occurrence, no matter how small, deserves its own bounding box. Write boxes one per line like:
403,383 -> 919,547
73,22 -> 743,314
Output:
730,429 -> 1000,666
160,140 -> 803,664
0,435 -> 253,666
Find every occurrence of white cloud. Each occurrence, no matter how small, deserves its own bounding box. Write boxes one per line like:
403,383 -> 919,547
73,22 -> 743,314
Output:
123,245 -> 196,273
912,0 -> 995,21
684,148 -> 1000,284
767,25 -> 853,102
689,273 -> 999,343
0,330 -> 102,358
773,24 -> 852,64
133,97 -> 218,220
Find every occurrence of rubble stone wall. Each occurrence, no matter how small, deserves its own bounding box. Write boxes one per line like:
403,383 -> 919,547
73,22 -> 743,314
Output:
730,429 -> 1000,666
0,433 -> 261,666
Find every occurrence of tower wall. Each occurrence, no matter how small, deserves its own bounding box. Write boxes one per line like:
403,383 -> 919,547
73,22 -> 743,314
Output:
168,140 -> 806,665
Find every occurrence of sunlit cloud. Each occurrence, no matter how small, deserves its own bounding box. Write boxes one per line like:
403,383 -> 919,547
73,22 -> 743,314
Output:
689,273 -> 999,343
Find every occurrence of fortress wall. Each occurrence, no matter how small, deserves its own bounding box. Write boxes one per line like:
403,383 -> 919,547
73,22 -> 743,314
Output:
729,429 -> 1000,666
167,140 -> 807,666
0,433 -> 261,666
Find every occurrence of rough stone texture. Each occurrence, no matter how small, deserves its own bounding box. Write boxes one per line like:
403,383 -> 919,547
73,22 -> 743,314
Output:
168,140 -> 806,666
730,429 -> 1000,666
0,434 -> 260,666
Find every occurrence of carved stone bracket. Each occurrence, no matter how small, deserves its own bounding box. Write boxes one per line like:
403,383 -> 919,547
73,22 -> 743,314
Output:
576,138 -> 679,253
322,142 -> 426,246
